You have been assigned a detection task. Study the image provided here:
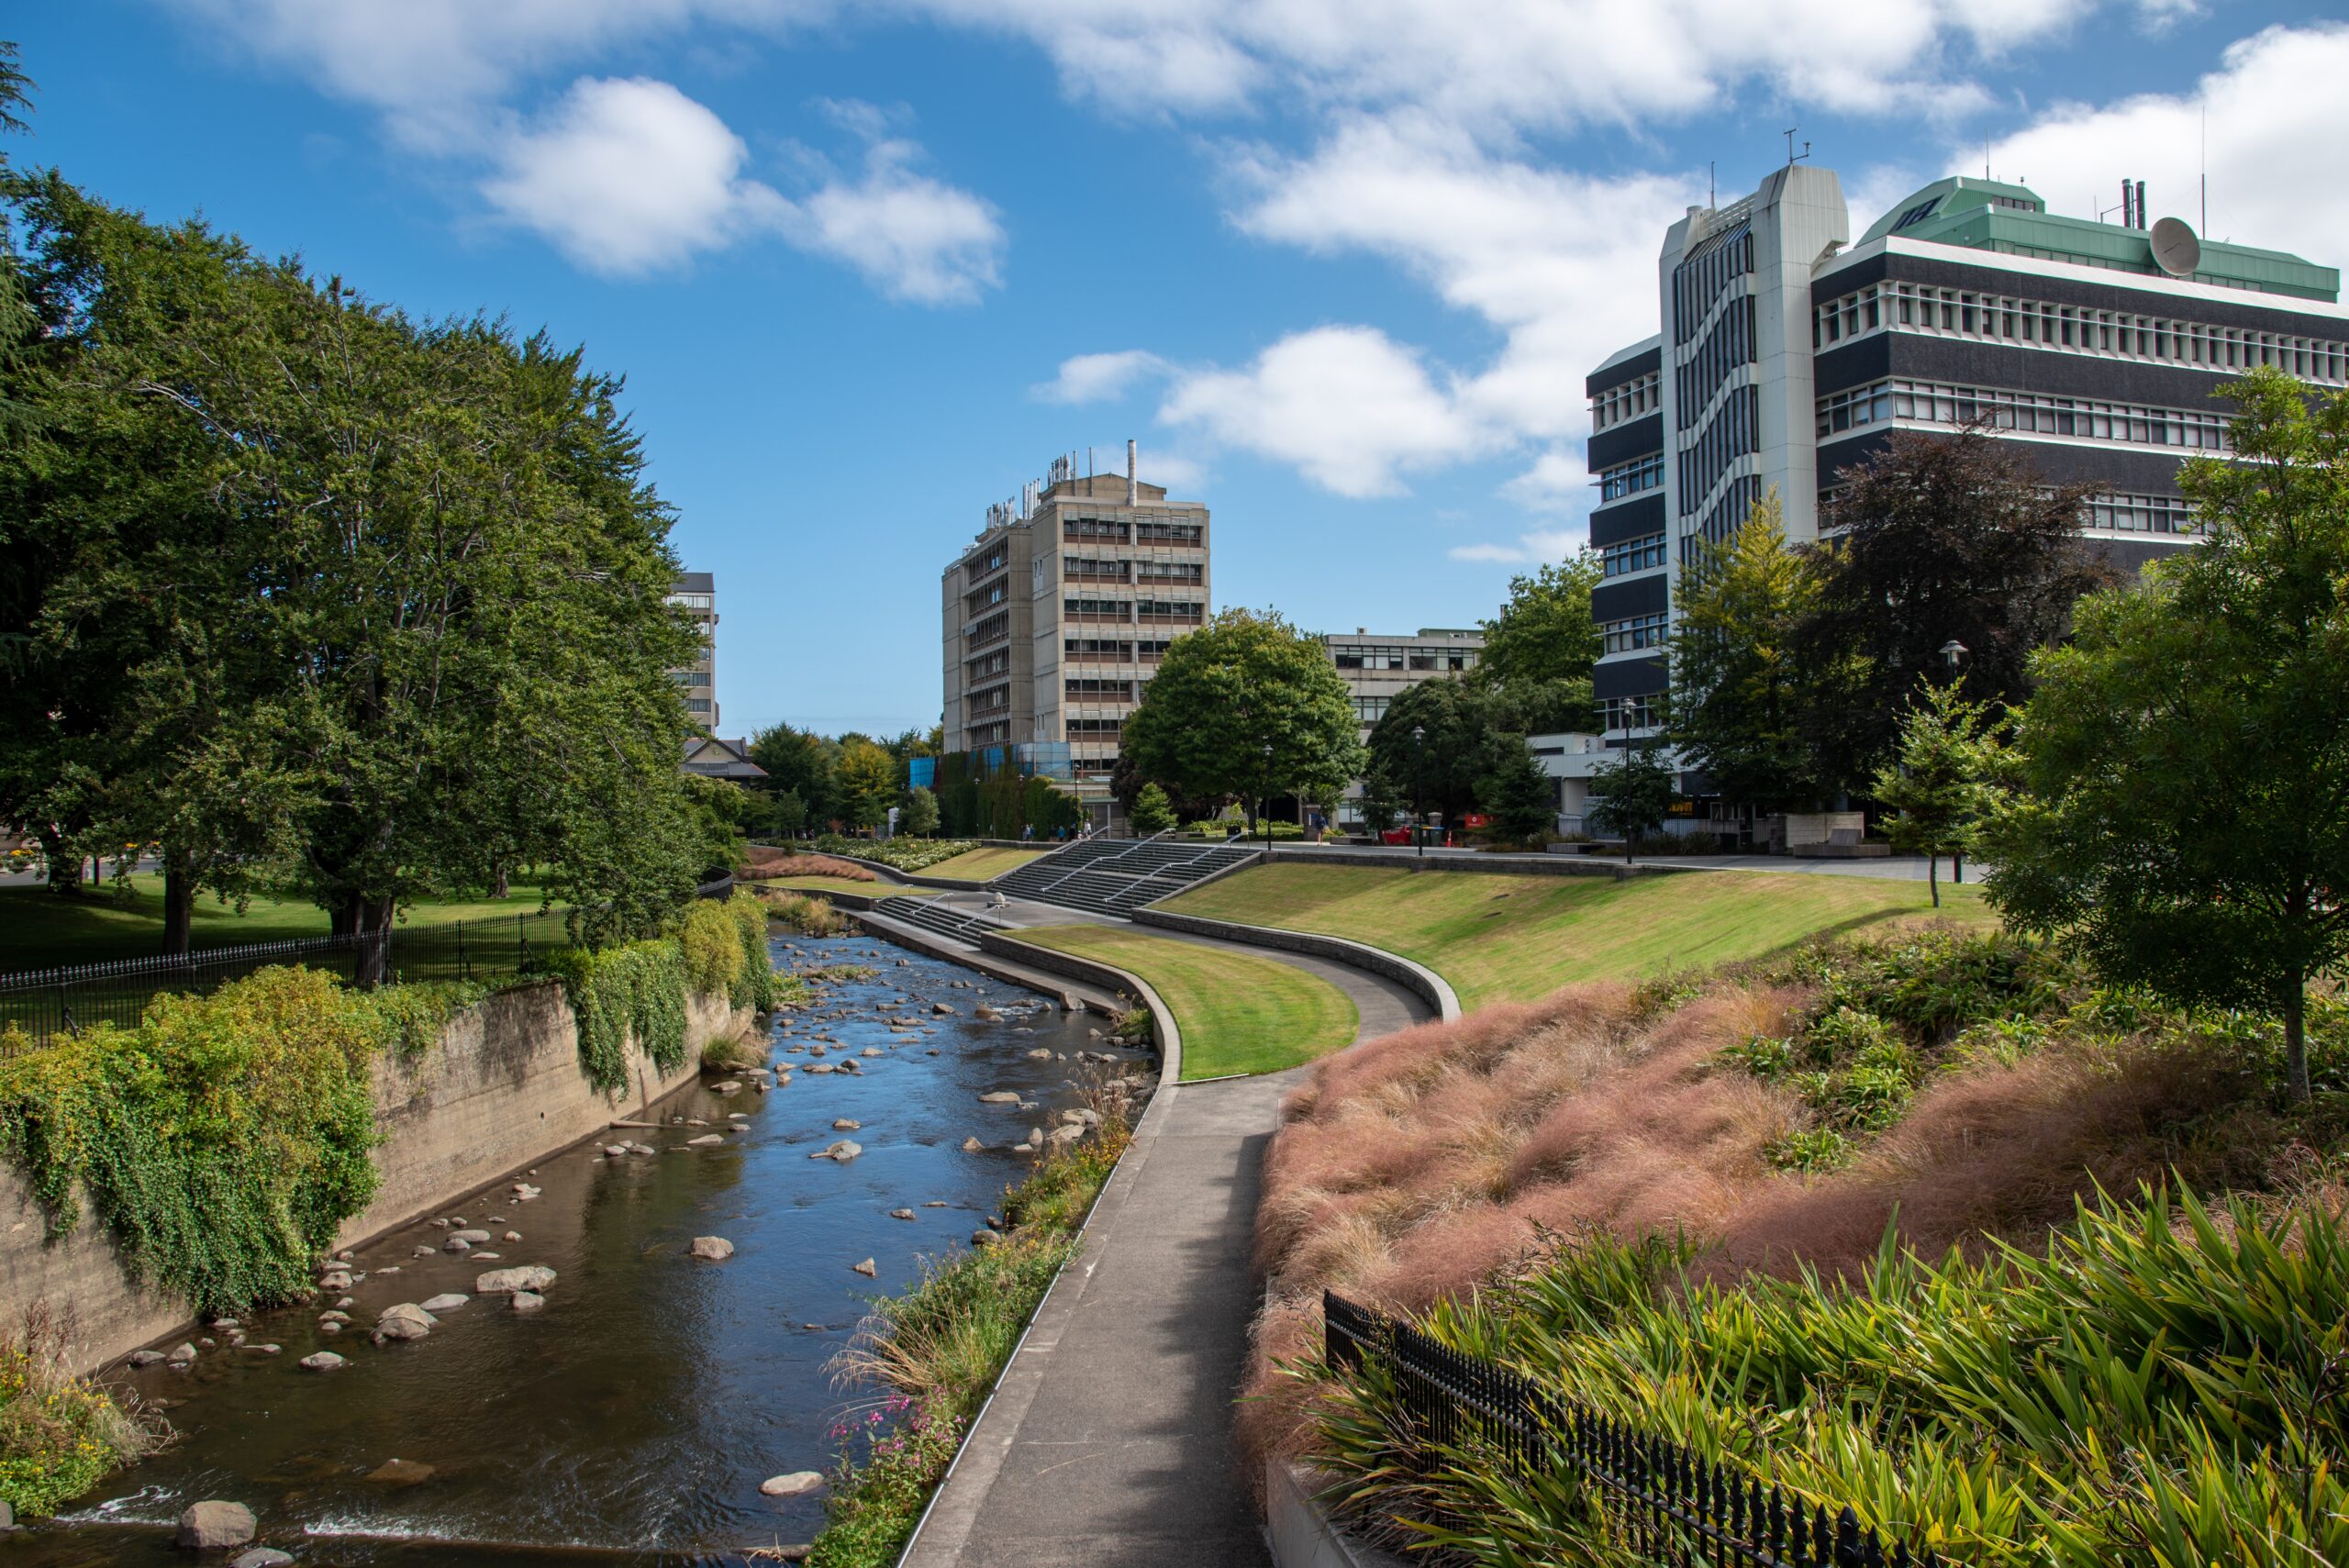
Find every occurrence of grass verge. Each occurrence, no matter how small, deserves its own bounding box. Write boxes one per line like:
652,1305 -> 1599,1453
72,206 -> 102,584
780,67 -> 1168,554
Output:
754,877 -> 937,901
918,847 -> 1049,884
809,1096 -> 1139,1568
1007,924 -> 1358,1079
1165,862 -> 1994,1009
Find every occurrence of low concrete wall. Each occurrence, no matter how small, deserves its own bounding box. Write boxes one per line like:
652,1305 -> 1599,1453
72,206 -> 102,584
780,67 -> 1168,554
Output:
3,980 -> 743,1376
1266,847 -> 1682,881
1130,909 -> 1461,1024
1266,1461 -> 1410,1568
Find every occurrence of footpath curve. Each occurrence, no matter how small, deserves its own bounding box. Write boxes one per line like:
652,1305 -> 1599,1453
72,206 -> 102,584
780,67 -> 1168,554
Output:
897,903 -> 1438,1568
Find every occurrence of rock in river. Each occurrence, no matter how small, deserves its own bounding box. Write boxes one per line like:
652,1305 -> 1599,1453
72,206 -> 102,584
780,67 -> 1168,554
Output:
176,1500 -> 256,1550
366,1457 -> 437,1485
510,1290 -> 547,1313
889,1208 -> 916,1220
761,1471 -> 826,1497
831,1118 -> 862,1130
476,1265 -> 558,1295
373,1304 -> 436,1342
299,1351 -> 346,1371
232,1551 -> 295,1568
961,1136 -> 985,1152
687,1236 -> 736,1261
811,1140 -> 862,1162
851,1258 -> 877,1277
977,1090 -> 1019,1104
688,1133 -> 726,1146
419,1294 -> 469,1313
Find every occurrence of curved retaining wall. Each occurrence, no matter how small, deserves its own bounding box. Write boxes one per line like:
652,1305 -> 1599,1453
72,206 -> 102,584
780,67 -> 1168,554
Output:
1130,908 -> 1462,1024
4,982 -> 744,1377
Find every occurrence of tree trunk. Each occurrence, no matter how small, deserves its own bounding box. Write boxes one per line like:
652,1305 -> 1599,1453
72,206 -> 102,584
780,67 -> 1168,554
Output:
43,831 -> 82,895
2284,981 -> 2310,1105
492,861 -> 509,900
161,847 -> 195,957
1928,853 -> 1941,908
352,895 -> 395,989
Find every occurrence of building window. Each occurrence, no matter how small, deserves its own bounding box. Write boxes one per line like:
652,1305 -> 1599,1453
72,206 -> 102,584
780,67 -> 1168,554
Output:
1600,613 -> 1670,654
685,696 -> 712,714
1600,695 -> 1658,731
1063,597 -> 1131,619
1134,520 -> 1204,544
1064,678 -> 1134,700
1063,517 -> 1130,543
2080,491 -> 2202,535
1597,452 -> 1665,502
1353,695 -> 1391,725
1820,377 -> 2234,453
1590,369 -> 1662,432
1602,533 -> 1668,576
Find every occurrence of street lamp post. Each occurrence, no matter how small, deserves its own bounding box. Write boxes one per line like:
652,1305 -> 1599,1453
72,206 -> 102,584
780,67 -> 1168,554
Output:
1616,702 -> 1635,867
1410,725 -> 1427,859
1939,639 -> 1970,884
1262,742 -> 1275,851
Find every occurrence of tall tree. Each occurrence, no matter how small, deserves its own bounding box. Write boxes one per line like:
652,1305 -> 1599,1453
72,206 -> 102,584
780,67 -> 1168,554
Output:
1983,368 -> 2349,1102
1475,740 -> 1555,845
748,725 -> 838,826
835,739 -> 897,832
1121,607 -> 1363,825
1800,423 -> 2109,792
1669,490 -> 1846,812
1586,743 -> 1676,863
1870,677 -> 2001,908
1127,783 -> 1175,836
1364,678 -> 1488,827
1476,551 -> 1602,689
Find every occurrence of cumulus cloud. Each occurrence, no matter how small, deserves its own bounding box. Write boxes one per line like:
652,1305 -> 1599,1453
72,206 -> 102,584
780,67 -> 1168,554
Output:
1448,527 -> 1584,565
1031,350 -> 1173,404
1159,326 -> 1496,498
1976,23 -> 2349,271
792,139 -> 1006,304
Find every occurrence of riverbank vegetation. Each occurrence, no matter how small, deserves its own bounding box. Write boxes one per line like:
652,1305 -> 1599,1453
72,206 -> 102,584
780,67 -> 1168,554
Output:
1008,924 -> 1359,1078
0,1305 -> 168,1518
811,1097 -> 1136,1568
810,836 -> 980,873
1167,863 -> 1988,1009
759,889 -> 851,937
1249,925 -> 2349,1562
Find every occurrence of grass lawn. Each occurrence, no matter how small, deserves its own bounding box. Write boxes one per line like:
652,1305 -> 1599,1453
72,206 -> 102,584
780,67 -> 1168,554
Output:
751,876 -> 937,900
1006,924 -> 1359,1080
922,847 -> 1050,884
0,873 -> 563,972
1163,863 -> 1997,1011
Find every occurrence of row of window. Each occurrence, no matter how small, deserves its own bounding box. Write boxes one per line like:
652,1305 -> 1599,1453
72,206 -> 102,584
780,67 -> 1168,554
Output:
1591,369 -> 1660,432
1063,638 -> 1174,661
966,610 -> 1009,648
1675,292 -> 1755,425
1136,520 -> 1205,545
1063,518 -> 1129,542
1679,384 -> 1761,517
1600,612 -> 1670,654
1353,695 -> 1392,725
1602,533 -> 1667,577
963,648 -> 1009,684
1330,648 -> 1478,673
1065,679 -> 1135,700
1686,475 -> 1766,553
1067,718 -> 1125,738
1598,452 -> 1665,502
1135,560 -> 1202,584
667,593 -> 714,610
964,580 -> 1008,616
1818,377 -> 2233,451
1812,280 -> 2349,384
1600,695 -> 1659,732
1064,597 -> 1129,618
2080,491 -> 2201,535
1671,220 -> 1753,341
1063,557 -> 1129,582
963,544 -> 1008,579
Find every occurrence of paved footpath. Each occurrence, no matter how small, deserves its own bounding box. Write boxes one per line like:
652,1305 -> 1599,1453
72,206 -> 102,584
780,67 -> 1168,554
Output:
902,919 -> 1431,1568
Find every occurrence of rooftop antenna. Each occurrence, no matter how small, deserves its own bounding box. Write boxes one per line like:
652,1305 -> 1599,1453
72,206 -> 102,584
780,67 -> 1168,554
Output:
2200,102 -> 2208,234
1782,128 -> 1809,166
1984,136 -> 1990,180
1708,161 -> 1716,208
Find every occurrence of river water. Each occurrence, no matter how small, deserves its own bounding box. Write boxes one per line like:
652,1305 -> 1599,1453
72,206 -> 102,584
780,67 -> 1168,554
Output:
13,934 -> 1132,1567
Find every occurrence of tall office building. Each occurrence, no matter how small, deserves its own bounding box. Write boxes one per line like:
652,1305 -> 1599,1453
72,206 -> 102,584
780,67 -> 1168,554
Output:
941,442 -> 1211,807
1586,163 -> 2344,764
668,572 -> 719,729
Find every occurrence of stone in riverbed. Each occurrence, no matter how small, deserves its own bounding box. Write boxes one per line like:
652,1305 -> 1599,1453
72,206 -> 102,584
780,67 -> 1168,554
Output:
413,1245 -> 438,1257
713,1080 -> 741,1094
166,1342 -> 196,1366
971,1230 -> 999,1248
443,1237 -> 472,1253
761,1471 -> 826,1497
128,1350 -> 167,1368
503,1231 -> 521,1242
932,1002 -> 957,1015
177,1501 -> 256,1549
812,1140 -> 862,1162
1024,1048 -> 1052,1060
449,1229 -> 491,1245
317,1270 -> 352,1291
232,1551 -> 295,1568
471,1252 -> 501,1262
978,1091 -> 1019,1104
475,1265 -> 557,1295
687,1236 -> 735,1261
300,1351 -> 347,1371
242,1343 -> 282,1355
419,1294 -> 468,1313
510,1290 -> 547,1312
974,1005 -> 1002,1020
831,1118 -> 862,1130
373,1304 -> 436,1342
961,1136 -> 984,1152
889,1208 -> 916,1220
367,1457 -> 436,1485
851,1258 -> 876,1277
924,1200 -> 948,1207
687,1134 -> 725,1146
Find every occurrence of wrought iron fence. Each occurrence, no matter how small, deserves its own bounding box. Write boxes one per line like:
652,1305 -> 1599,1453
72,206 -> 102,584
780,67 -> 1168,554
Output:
1322,1291 -> 1950,1568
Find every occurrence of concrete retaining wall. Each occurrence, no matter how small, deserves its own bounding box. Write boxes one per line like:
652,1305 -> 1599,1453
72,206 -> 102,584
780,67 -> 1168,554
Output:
1266,847 -> 1681,881
1266,1462 -> 1410,1568
3,980 -> 743,1376
1130,909 -> 1461,1024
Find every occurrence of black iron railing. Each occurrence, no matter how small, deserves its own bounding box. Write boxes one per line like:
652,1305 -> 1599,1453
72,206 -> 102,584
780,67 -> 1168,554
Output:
1323,1291 -> 1949,1568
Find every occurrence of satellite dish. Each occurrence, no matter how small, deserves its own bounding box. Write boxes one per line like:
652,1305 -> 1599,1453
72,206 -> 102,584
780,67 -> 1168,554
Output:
2150,216 -> 2202,278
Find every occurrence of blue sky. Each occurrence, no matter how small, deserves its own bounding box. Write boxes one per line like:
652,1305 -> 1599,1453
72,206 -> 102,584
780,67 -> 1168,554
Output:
13,2 -> 2349,737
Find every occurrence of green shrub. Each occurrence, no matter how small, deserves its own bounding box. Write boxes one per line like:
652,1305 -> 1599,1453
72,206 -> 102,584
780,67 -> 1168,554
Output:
761,889 -> 847,937
0,1307 -> 166,1518
810,834 -> 978,873
0,966 -> 384,1314
680,898 -> 744,997
535,940 -> 688,1090
361,980 -> 490,1061
723,891 -> 777,1011
809,1399 -> 966,1568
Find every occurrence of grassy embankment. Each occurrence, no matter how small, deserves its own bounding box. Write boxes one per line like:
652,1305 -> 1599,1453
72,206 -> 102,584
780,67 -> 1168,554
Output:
1008,924 -> 1358,1079
0,873 -> 560,971
1166,862 -> 1993,1009
918,846 -> 1048,884
757,878 -> 939,901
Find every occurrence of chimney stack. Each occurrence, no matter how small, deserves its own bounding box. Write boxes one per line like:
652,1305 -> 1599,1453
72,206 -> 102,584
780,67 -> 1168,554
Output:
2136,180 -> 2147,230
1126,439 -> 1138,507
2121,178 -> 2134,229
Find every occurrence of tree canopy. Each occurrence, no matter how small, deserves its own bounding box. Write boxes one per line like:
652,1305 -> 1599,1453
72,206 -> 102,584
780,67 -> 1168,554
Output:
1477,552 -> 1601,689
1121,607 -> 1363,819
1982,368 -> 2349,1102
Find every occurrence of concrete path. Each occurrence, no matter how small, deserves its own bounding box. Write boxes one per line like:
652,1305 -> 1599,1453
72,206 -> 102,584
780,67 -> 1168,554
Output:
900,902 -> 1435,1567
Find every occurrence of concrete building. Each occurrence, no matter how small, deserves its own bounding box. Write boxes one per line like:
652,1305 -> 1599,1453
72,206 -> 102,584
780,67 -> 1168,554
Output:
941,442 -> 1211,803
1586,161 -> 2345,792
1325,628 -> 1485,740
667,572 -> 720,729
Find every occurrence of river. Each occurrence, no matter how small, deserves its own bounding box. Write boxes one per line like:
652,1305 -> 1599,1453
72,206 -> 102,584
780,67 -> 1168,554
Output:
13,933 -> 1131,1566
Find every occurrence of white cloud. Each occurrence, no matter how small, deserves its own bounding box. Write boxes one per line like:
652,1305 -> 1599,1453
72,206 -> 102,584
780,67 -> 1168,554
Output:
793,139 -> 1006,304
2133,0 -> 2203,35
1448,527 -> 1583,565
1031,350 -> 1172,404
1976,23 -> 2349,270
482,77 -> 791,275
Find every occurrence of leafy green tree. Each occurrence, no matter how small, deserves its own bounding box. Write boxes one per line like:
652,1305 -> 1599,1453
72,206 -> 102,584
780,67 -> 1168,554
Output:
1799,423 -> 2109,791
1476,552 -> 1601,688
903,784 -> 941,838
769,788 -> 807,838
1476,740 -> 1555,844
1586,744 -> 1675,863
1354,768 -> 1402,837
1127,782 -> 1176,835
1364,678 -> 1488,827
835,739 -> 896,833
1871,678 -> 2001,907
1982,368 -> 2349,1103
1670,490 -> 1844,811
1121,607 -> 1363,827
749,724 -> 838,824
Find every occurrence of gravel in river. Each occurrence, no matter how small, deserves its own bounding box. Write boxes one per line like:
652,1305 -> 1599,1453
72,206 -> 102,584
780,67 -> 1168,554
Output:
18,934 -> 1149,1568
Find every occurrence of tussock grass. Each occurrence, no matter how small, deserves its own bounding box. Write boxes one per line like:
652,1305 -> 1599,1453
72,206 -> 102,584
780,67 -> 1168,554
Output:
0,1303 -> 169,1518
